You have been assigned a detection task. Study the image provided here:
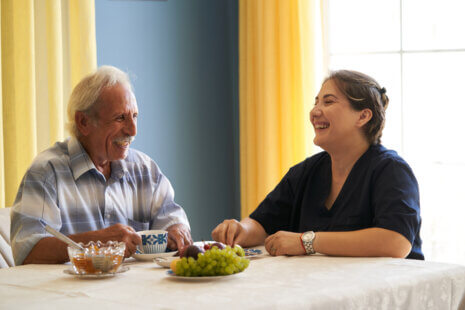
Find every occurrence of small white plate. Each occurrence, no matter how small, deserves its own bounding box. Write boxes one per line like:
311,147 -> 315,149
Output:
63,265 -> 130,278
244,248 -> 263,258
165,270 -> 239,281
154,256 -> 177,268
132,251 -> 177,261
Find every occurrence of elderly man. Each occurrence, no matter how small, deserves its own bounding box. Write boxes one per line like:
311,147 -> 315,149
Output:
10,66 -> 192,265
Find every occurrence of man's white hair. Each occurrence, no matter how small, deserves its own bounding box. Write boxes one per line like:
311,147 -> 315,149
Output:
66,66 -> 133,137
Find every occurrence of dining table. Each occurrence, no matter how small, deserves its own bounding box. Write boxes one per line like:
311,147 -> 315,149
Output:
1,246 -> 465,310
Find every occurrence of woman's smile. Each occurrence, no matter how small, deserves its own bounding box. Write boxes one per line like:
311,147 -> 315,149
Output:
313,122 -> 330,130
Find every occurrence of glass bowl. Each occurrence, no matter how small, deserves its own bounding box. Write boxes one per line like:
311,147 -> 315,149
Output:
68,241 -> 126,275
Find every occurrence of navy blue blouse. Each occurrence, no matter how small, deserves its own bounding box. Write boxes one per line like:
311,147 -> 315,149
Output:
250,144 -> 424,260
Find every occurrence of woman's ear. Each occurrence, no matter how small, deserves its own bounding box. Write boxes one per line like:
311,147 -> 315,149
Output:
357,109 -> 373,127
75,111 -> 92,136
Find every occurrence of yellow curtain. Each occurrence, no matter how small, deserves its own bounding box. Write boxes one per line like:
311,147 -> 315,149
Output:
239,0 -> 324,217
0,0 -> 4,210
0,0 -> 96,208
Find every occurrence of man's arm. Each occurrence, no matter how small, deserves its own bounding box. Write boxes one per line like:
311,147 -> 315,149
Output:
149,164 -> 191,250
11,159 -> 143,265
23,223 -> 141,264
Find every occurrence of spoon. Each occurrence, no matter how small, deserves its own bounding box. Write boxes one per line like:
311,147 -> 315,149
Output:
39,219 -> 84,250
39,220 -> 114,273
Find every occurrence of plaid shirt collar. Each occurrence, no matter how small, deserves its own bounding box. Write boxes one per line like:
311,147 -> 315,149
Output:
67,136 -> 128,181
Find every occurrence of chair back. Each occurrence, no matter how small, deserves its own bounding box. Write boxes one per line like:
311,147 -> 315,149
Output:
0,207 -> 14,268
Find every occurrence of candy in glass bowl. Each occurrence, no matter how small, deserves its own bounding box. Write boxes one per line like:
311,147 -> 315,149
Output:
68,241 -> 125,275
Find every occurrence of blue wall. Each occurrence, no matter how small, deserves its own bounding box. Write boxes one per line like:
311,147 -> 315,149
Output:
95,0 -> 239,241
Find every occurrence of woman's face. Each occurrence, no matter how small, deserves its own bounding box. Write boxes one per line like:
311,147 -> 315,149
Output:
310,79 -> 367,151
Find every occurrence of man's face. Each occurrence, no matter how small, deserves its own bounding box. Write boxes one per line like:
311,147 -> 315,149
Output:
86,83 -> 138,163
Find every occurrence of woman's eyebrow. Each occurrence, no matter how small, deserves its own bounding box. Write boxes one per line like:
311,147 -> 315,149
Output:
323,94 -> 337,99
315,94 -> 337,101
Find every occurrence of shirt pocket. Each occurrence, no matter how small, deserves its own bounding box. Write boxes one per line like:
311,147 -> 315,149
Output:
127,218 -> 150,232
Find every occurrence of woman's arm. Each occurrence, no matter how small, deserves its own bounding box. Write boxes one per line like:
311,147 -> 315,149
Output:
265,227 -> 411,258
313,227 -> 412,258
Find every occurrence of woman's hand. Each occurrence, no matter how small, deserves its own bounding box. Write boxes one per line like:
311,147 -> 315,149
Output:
211,217 -> 268,248
265,231 -> 306,256
211,219 -> 247,246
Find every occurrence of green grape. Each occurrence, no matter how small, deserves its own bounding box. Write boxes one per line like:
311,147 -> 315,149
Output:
174,245 -> 250,277
181,258 -> 188,269
176,261 -> 184,274
233,245 -> 245,257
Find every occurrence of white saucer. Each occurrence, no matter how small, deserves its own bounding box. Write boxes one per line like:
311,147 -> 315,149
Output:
132,251 -> 177,261
63,265 -> 130,278
154,256 -> 178,268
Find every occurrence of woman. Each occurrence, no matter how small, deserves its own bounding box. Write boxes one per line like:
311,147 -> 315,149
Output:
212,70 -> 423,259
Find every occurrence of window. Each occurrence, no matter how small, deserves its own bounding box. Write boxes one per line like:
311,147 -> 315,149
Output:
325,0 -> 465,264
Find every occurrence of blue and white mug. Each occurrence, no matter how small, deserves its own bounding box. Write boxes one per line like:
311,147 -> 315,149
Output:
137,230 -> 168,254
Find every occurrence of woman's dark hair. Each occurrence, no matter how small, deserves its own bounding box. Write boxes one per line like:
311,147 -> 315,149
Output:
324,70 -> 389,145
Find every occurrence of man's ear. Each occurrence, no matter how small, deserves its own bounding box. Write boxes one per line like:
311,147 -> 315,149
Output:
75,111 -> 93,137
357,109 -> 373,127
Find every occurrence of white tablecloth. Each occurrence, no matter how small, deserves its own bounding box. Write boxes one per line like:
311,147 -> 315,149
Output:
1,249 -> 465,309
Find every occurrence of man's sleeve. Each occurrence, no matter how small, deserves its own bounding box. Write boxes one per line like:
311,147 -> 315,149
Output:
148,162 -> 190,231
10,168 -> 60,265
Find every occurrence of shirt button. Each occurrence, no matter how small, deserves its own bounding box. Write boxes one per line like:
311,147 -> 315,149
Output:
106,214 -> 111,219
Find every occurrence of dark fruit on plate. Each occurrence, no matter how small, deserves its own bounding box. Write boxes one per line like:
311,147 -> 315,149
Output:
209,242 -> 226,250
180,245 -> 205,259
203,243 -> 211,250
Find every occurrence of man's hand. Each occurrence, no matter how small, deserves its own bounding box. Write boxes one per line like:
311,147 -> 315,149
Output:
97,224 -> 142,257
264,231 -> 306,256
166,223 -> 192,251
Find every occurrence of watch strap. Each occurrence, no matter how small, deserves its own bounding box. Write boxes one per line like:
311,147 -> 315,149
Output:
301,231 -> 316,255
300,233 -> 306,253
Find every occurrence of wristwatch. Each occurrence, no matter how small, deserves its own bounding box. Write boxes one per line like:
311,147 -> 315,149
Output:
301,231 -> 316,255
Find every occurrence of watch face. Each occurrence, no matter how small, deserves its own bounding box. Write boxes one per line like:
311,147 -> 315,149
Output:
303,232 -> 313,242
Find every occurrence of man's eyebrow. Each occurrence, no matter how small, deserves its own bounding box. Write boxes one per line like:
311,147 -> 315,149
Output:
110,111 -> 129,118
